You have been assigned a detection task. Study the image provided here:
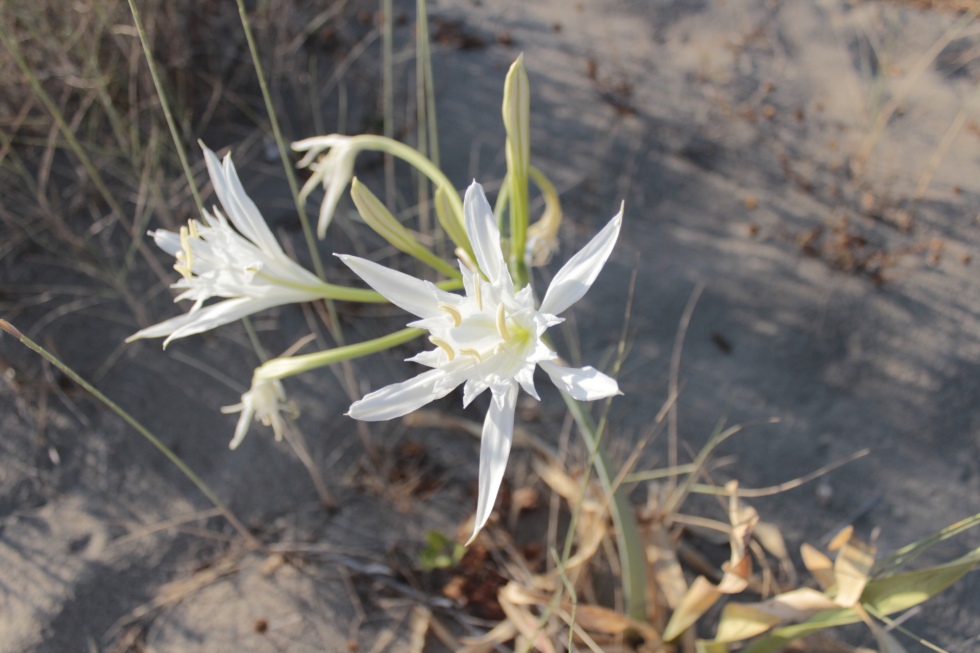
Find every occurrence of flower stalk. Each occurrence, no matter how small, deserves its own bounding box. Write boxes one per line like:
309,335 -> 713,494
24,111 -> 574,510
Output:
503,55 -> 531,287
292,134 -> 473,260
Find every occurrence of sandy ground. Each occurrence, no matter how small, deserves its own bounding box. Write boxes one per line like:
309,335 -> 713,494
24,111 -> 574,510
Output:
2,0 -> 979,651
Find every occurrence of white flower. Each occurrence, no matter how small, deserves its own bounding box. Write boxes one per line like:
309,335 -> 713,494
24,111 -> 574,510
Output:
127,144 -> 329,347
293,135 -> 358,238
340,182 -> 623,542
221,375 -> 296,449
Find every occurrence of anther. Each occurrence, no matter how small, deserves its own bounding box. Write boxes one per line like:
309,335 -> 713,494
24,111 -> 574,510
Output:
429,336 -> 455,361
175,225 -> 194,280
438,303 -> 462,327
496,304 -> 510,340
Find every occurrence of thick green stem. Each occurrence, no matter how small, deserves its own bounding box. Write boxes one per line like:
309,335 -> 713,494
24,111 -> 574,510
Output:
560,390 -> 647,624
254,327 -> 424,381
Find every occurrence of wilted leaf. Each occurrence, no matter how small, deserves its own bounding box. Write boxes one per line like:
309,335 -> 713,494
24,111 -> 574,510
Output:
458,620 -> 518,653
499,583 -> 558,653
712,587 -> 841,642
561,603 -> 663,643
801,543 -> 835,591
663,575 -> 722,641
647,525 -> 688,609
834,536 -> 876,607
754,522 -> 795,586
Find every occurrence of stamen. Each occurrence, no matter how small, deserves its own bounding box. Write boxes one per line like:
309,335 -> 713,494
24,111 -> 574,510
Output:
460,347 -> 483,363
473,277 -> 483,311
175,225 -> 194,280
496,304 -> 510,340
438,303 -> 462,327
429,336 -> 455,361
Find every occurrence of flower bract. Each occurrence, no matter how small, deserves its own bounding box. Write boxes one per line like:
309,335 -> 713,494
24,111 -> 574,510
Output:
127,144 -> 329,347
341,181 -> 623,543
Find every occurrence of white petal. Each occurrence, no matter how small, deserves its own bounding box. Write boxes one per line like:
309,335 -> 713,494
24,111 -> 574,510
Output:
540,360 -> 619,401
226,397 -> 255,450
463,182 -> 508,288
514,365 -> 539,400
468,383 -> 518,544
348,368 -> 456,421
539,203 -> 623,316
338,255 -> 452,319
150,229 -> 182,257
201,144 -> 281,255
126,296 -> 282,347
317,157 -> 353,239
462,377 -> 489,407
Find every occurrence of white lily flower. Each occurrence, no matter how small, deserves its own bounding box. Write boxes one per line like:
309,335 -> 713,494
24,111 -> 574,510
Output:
221,375 -> 296,449
340,181 -> 623,543
127,144 -> 329,347
293,135 -> 358,238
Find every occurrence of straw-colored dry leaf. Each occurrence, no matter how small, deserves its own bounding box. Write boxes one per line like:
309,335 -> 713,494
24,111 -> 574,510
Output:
560,602 -> 663,643
533,456 -> 583,503
408,605 -> 431,653
458,620 -> 518,653
664,485 -> 760,641
833,536 -> 876,607
663,575 -> 722,641
753,521 -> 796,586
712,587 -> 841,642
828,525 -> 854,552
801,543 -> 835,591
646,524 -> 689,610
499,582 -> 559,653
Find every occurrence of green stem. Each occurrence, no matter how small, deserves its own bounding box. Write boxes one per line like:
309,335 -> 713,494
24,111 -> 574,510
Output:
255,327 -> 424,381
560,390 -> 647,624
125,0 -> 205,217
0,320 -> 261,550
234,0 -> 325,282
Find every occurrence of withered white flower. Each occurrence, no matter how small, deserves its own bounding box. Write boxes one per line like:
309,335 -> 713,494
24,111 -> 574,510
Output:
127,144 -> 331,347
221,375 -> 296,449
340,181 -> 623,542
293,135 -> 358,238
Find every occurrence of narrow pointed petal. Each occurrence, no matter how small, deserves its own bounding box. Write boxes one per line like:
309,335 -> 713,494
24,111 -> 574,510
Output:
338,254 -> 454,319
468,383 -> 518,544
348,368 -> 456,421
540,360 -> 619,401
463,182 -> 508,287
539,203 -> 623,316
227,401 -> 255,450
221,153 -> 282,254
201,145 -> 280,254
126,296 -> 282,347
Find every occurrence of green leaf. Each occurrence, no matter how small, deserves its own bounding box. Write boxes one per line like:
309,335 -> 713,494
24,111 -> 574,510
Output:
863,545 -> 980,615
